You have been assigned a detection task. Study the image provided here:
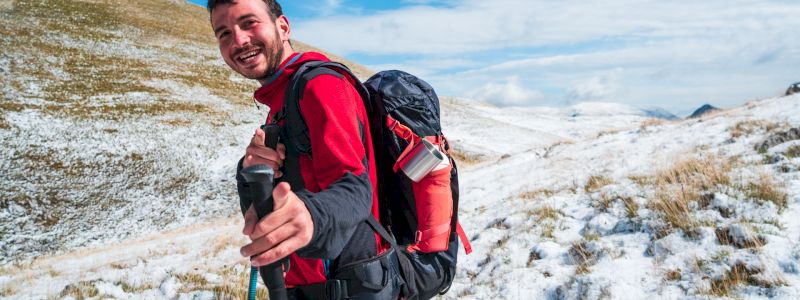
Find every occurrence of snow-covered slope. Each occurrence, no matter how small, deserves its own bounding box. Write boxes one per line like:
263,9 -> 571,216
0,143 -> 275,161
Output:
448,94 -> 800,299
442,99 -> 664,159
3,94 -> 798,299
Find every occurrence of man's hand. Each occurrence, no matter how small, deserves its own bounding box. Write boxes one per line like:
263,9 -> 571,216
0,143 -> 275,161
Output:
240,182 -> 314,267
243,127 -> 286,178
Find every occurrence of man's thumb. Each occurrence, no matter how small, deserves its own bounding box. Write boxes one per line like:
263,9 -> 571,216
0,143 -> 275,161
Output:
272,182 -> 292,209
253,128 -> 265,145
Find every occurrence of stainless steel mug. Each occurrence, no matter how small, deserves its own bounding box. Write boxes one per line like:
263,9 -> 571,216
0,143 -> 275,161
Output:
397,139 -> 446,182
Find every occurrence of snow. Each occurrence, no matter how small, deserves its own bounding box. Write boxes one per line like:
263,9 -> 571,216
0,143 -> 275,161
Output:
2,89 -> 800,299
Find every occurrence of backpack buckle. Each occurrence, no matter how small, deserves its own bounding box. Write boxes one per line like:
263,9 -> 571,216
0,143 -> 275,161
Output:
326,279 -> 348,300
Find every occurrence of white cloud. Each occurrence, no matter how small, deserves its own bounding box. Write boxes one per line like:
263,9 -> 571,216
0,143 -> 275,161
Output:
467,77 -> 545,107
566,69 -> 622,104
291,0 -> 800,112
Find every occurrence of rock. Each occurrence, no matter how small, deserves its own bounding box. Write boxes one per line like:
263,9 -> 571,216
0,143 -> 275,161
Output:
531,241 -> 561,259
715,224 -> 766,249
586,213 -> 619,236
756,128 -> 800,152
159,276 -> 181,299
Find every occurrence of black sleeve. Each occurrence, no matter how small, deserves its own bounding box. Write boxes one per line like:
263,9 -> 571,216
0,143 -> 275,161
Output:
294,170 -> 373,259
236,156 -> 374,260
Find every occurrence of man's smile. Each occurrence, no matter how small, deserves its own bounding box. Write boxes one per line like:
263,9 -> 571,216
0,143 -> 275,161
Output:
236,47 -> 263,66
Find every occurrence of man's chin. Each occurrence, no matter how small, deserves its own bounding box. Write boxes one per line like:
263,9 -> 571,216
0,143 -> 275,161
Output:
238,67 -> 269,81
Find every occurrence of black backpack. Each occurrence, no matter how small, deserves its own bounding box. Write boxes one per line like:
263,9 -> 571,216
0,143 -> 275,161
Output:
279,60 -> 471,300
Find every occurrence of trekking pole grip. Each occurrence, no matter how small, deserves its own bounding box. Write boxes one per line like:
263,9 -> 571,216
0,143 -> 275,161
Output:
239,124 -> 288,300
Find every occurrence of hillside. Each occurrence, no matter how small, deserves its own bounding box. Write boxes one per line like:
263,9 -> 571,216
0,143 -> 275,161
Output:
3,93 -> 798,299
0,0 -> 371,264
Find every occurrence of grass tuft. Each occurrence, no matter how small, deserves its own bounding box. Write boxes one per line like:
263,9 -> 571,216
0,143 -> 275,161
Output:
448,148 -> 485,167
730,120 -> 771,139
622,197 -> 640,219
176,273 -> 209,293
59,281 -> 99,299
640,118 -> 666,130
569,242 -> 596,275
744,173 -> 788,211
708,263 -> 785,296
665,269 -> 682,281
785,145 -> 800,158
584,175 -> 614,193
0,285 -> 17,297
649,155 -> 732,232
519,188 -> 556,200
528,205 -> 561,221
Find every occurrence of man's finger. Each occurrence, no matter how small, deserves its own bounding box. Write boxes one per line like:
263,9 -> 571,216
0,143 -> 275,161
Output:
251,128 -> 265,146
243,153 -> 280,170
242,205 -> 257,236
248,204 -> 294,240
272,182 -> 292,210
245,143 -> 282,162
240,223 -> 295,257
277,143 -> 286,160
251,238 -> 302,267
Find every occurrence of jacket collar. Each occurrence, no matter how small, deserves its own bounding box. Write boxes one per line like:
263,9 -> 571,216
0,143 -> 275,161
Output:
253,52 -> 330,108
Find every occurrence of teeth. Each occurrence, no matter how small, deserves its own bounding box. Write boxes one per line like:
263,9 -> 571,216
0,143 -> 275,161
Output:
238,50 -> 259,61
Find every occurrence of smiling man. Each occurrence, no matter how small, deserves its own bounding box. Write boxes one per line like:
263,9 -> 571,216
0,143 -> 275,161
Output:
208,0 -> 402,299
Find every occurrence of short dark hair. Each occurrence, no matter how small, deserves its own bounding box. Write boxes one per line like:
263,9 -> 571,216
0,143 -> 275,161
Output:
207,0 -> 284,20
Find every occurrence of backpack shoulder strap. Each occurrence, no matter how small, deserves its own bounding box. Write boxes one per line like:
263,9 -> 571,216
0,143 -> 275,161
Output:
276,61 -> 373,192
279,61 -> 371,158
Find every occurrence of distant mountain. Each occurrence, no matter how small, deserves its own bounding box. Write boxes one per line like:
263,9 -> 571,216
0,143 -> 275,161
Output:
641,107 -> 679,120
687,104 -> 721,118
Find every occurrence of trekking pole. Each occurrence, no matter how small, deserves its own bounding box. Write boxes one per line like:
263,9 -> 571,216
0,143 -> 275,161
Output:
239,124 -> 289,300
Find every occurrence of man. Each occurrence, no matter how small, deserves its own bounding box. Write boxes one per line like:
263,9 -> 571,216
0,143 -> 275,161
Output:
208,0 -> 392,297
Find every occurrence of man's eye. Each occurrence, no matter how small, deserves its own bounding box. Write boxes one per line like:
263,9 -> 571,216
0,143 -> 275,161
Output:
218,31 -> 230,39
243,20 -> 256,28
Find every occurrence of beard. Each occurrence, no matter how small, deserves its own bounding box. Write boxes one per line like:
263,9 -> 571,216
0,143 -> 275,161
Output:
233,28 -> 285,81
256,29 -> 284,80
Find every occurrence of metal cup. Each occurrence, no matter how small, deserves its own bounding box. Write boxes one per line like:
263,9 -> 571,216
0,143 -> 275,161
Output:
397,139 -> 446,182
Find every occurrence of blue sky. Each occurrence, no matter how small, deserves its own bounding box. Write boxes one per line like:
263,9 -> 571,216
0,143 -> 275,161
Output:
189,0 -> 800,116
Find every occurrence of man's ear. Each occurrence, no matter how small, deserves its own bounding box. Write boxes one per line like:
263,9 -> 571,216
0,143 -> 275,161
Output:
276,15 -> 291,42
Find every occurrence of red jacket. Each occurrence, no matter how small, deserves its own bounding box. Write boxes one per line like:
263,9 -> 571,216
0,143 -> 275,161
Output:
253,52 -> 380,287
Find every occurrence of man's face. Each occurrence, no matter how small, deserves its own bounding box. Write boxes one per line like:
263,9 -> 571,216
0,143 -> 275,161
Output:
211,0 -> 288,81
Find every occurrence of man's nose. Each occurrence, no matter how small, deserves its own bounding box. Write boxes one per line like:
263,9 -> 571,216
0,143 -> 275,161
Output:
233,28 -> 250,47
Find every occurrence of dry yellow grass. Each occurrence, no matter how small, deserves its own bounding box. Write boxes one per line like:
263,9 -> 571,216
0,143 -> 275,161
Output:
58,280 -> 100,299
708,263 -> 786,296
449,148 -> 486,167
730,119 -> 787,139
628,175 -> 653,186
649,155 -> 732,232
622,196 -> 640,219
528,205 -> 562,221
585,175 -> 614,193
640,118 -> 666,130
519,188 -> 556,200
786,145 -> 800,158
665,269 -> 682,281
569,241 -> 595,274
745,173 -> 788,211
212,264 -> 268,299
0,286 -> 17,297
